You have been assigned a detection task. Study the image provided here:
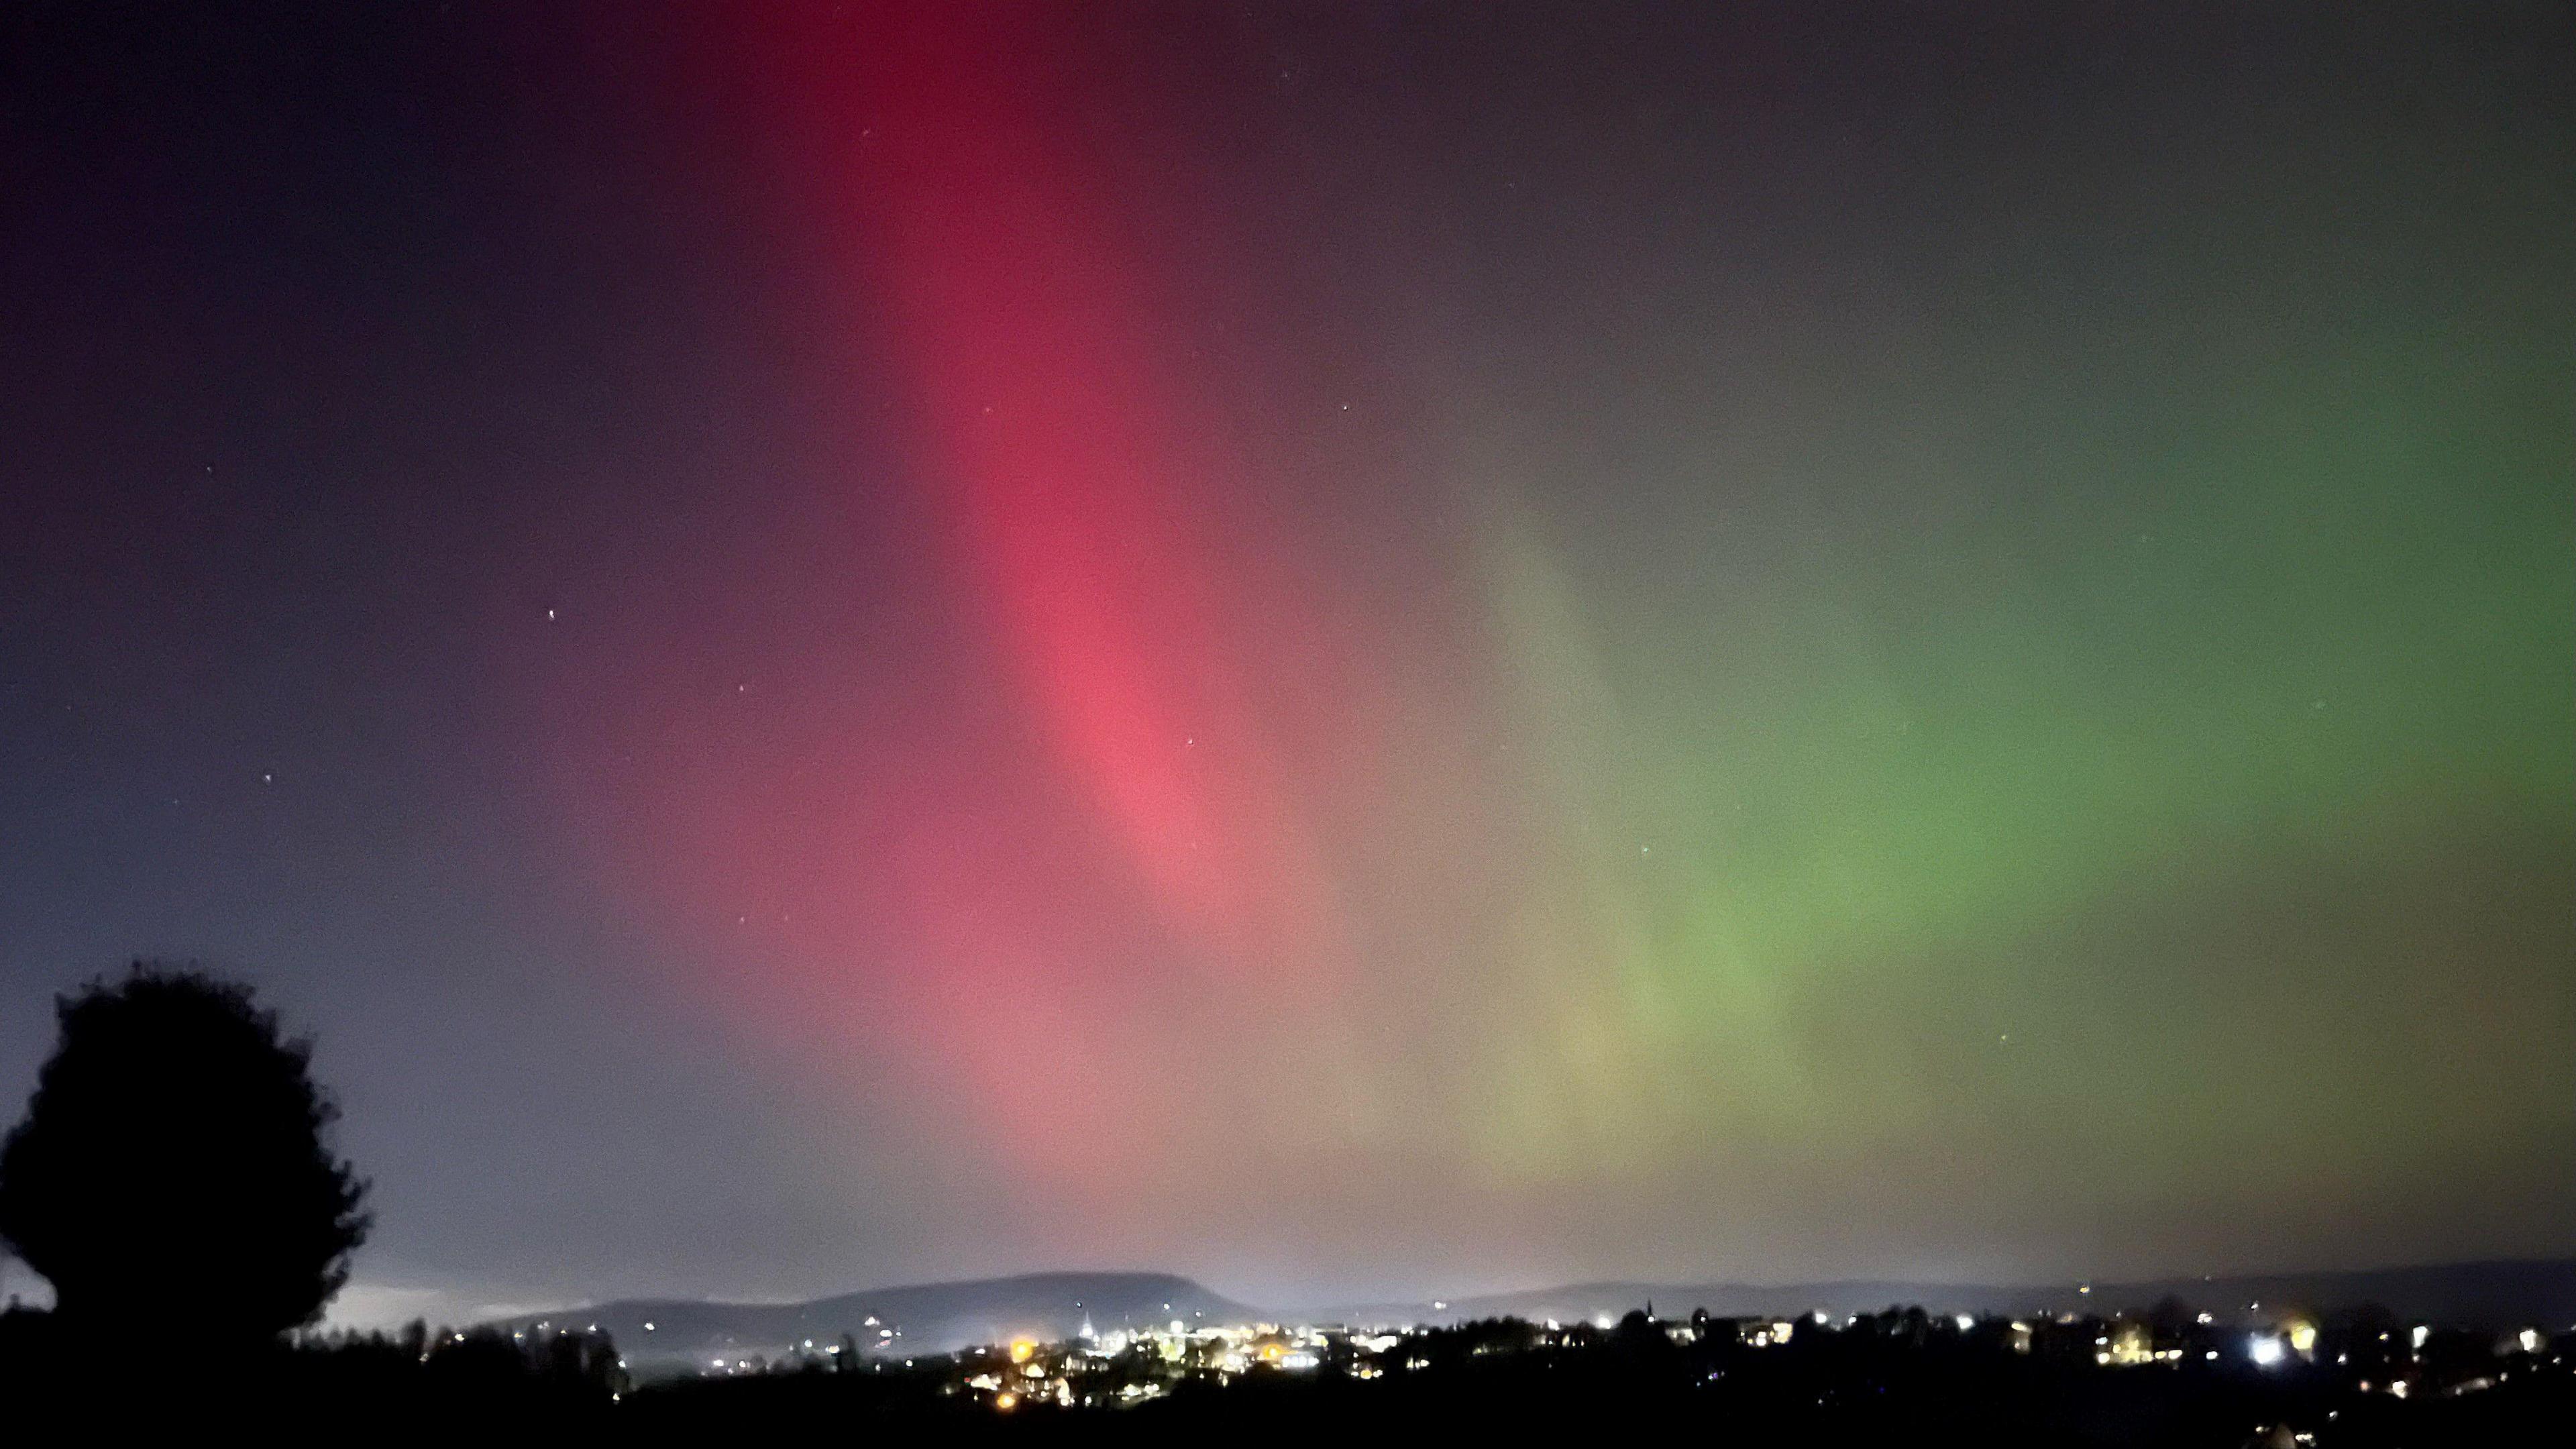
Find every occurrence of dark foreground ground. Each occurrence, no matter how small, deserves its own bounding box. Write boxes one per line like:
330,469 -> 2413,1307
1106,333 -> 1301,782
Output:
628,1342 -> 2571,1447
4,1307 -> 2568,1444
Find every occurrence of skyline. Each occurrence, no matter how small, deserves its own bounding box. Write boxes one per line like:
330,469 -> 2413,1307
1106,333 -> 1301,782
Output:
2,2 -> 2569,1328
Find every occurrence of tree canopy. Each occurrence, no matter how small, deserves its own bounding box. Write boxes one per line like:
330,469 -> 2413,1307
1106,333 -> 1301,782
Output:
0,965 -> 369,1342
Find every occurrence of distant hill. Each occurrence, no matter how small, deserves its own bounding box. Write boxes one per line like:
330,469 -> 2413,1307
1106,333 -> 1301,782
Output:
499,1271 -> 1262,1374
1332,1259 -> 2576,1332
499,1258 -> 2575,1377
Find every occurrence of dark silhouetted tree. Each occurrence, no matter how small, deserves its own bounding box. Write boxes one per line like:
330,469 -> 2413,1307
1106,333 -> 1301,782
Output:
2147,1294 -> 2198,1337
0,965 -> 369,1346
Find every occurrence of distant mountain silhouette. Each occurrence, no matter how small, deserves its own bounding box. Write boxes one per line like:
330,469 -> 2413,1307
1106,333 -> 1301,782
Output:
500,1258 -> 2574,1376
1332,1258 -> 2576,1332
500,1271 -> 1261,1372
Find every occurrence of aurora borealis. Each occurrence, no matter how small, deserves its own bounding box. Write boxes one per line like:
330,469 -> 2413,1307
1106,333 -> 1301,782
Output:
1,4 -> 2569,1320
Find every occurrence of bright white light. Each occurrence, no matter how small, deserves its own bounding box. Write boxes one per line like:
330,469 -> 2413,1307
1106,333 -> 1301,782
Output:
2249,1335 -> 2286,1368
1955,1316 -> 1975,1333
2410,1325 -> 2430,1350
2518,1329 -> 2542,1354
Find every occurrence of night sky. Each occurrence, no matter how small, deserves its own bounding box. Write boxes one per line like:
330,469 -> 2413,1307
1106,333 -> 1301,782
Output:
2,3 -> 2569,1325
